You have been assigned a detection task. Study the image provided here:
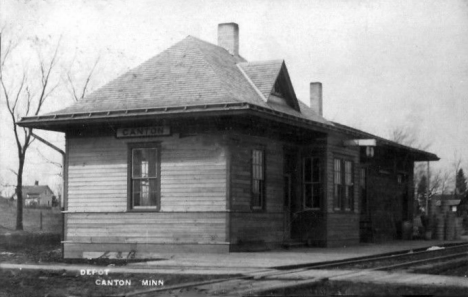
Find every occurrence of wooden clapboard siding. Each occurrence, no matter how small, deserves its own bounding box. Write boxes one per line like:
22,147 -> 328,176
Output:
228,134 -> 285,246
65,212 -> 227,246
230,136 -> 283,212
324,134 -> 360,213
160,134 -> 227,212
64,242 -> 228,258
363,147 -> 415,242
326,213 -> 359,247
323,134 -> 360,246
67,134 -> 227,212
68,136 -> 127,212
64,132 -> 229,257
230,212 -> 283,244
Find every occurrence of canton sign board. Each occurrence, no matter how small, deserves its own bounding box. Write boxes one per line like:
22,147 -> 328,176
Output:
116,126 -> 170,138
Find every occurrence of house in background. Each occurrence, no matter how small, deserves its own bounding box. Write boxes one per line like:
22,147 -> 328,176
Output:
18,23 -> 438,258
431,194 -> 461,214
13,181 -> 55,207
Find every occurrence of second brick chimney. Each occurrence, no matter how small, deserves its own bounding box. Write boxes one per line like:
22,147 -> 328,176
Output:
310,82 -> 323,116
218,23 -> 239,56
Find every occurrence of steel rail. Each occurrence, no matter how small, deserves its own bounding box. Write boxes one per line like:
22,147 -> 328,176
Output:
274,242 -> 468,271
373,252 -> 468,272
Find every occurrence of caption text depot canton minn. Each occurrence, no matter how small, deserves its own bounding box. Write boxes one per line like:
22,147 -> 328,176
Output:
80,269 -> 164,287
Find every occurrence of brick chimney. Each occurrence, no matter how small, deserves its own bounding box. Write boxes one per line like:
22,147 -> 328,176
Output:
310,82 -> 323,116
35,181 -> 39,186
218,23 -> 239,56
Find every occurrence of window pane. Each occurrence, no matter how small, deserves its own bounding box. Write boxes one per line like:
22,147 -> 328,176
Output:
348,185 -> 354,210
133,178 -> 157,207
335,184 -> 342,209
252,149 -> 265,209
133,148 -> 157,178
252,180 -> 262,207
313,184 -> 321,208
149,179 -> 158,206
334,159 -> 342,184
133,149 -> 143,177
252,150 -> 264,180
344,186 -> 349,209
132,180 -> 141,206
304,184 -> 312,208
304,158 -> 312,182
345,161 -> 352,185
360,168 -> 366,187
312,158 -> 320,182
148,149 -> 157,178
252,179 -> 260,194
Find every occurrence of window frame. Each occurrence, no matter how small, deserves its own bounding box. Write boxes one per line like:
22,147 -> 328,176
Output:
251,148 -> 266,211
302,156 -> 322,210
360,167 -> 368,216
333,157 -> 355,212
127,142 -> 161,212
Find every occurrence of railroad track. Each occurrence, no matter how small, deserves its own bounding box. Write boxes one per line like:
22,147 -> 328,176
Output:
305,242 -> 468,271
115,242 -> 468,296
273,241 -> 468,271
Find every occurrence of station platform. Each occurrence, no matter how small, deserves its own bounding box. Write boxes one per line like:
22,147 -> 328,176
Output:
129,238 -> 468,274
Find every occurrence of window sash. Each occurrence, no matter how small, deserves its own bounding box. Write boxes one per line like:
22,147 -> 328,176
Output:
132,148 -> 158,178
334,158 -> 354,211
252,149 -> 265,209
344,160 -> 353,210
360,168 -> 367,215
334,159 -> 342,209
130,146 -> 159,209
303,157 -> 321,209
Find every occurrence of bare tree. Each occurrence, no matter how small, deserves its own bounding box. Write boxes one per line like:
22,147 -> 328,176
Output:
0,30 -> 60,230
389,125 -> 431,151
65,55 -> 100,102
34,147 -> 63,174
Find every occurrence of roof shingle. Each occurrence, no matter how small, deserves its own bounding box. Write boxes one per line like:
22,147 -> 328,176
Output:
52,36 -> 264,115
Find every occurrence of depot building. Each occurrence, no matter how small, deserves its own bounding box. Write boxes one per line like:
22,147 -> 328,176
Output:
19,23 -> 439,258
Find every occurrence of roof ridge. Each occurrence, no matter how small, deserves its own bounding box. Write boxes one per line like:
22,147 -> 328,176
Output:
190,38 -> 244,103
188,35 -> 247,62
236,63 -> 267,102
240,59 -> 284,66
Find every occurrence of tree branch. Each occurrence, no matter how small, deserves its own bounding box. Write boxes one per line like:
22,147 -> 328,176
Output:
34,147 -> 63,169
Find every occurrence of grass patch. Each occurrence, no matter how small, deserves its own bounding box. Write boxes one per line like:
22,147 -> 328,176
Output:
0,232 -> 61,248
0,232 -> 156,265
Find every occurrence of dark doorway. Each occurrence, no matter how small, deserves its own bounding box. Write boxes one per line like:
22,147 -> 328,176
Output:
283,150 -> 298,241
359,167 -> 372,242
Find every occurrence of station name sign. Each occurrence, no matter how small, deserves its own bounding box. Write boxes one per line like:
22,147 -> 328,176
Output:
116,126 -> 170,138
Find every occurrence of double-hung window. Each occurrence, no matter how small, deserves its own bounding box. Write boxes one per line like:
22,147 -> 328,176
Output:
303,157 -> 321,209
360,168 -> 368,215
251,149 -> 265,210
128,143 -> 160,210
334,158 -> 354,211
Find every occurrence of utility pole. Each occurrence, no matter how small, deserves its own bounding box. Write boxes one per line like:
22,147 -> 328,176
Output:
426,161 -> 431,216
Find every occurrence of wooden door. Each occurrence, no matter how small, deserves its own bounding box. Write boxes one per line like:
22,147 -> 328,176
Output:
283,174 -> 292,240
283,150 -> 298,241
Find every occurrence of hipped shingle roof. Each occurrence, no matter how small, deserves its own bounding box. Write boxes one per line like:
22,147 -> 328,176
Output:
32,35 -> 330,126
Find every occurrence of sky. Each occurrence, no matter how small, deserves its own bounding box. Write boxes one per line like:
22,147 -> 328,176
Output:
1,0 -> 468,195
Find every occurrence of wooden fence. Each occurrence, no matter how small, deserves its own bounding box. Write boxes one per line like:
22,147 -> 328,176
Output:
0,199 -> 62,233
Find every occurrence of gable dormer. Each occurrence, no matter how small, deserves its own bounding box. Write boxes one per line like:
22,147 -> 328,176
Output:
238,60 -> 300,112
